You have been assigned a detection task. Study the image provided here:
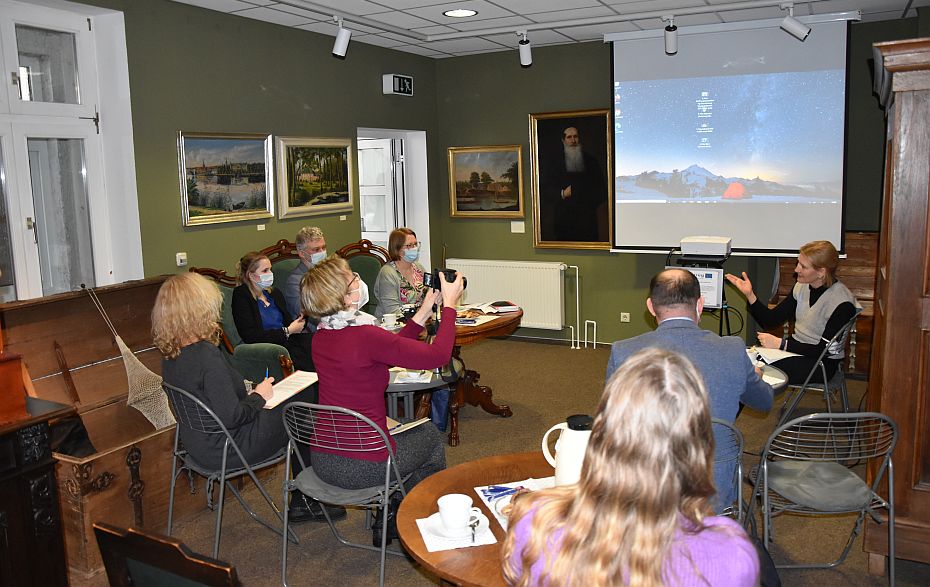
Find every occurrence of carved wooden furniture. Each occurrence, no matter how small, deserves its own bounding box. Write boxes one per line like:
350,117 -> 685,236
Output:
336,238 -> 390,313
397,451 -> 553,587
0,277 -> 204,579
447,310 -> 523,446
864,37 -> 930,575
768,231 -> 878,377
94,522 -> 240,587
0,395 -> 73,586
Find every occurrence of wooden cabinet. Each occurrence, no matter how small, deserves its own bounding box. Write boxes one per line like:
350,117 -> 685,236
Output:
865,37 -> 930,572
0,396 -> 74,586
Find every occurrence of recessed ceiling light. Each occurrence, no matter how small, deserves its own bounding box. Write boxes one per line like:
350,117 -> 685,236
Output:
443,9 -> 478,18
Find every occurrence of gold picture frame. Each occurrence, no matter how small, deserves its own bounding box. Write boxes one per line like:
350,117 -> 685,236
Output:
530,109 -> 612,249
448,145 -> 524,219
275,136 -> 355,219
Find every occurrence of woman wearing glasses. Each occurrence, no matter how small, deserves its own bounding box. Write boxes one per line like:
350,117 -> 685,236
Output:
374,227 -> 427,320
301,256 -> 464,545
231,251 -> 314,373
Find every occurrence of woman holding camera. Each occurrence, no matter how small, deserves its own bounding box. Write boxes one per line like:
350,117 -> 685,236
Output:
374,227 -> 426,320
301,256 -> 464,545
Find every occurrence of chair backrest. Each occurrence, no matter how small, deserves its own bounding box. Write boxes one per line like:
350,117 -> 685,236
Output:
282,402 -> 395,458
824,307 -> 863,362
336,239 -> 390,314
765,411 -> 896,464
94,522 -> 240,587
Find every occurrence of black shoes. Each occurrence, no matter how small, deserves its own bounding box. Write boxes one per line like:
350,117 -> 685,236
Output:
287,495 -> 348,524
371,496 -> 402,547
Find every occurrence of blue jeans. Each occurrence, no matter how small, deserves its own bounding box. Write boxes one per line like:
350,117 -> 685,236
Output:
430,386 -> 452,432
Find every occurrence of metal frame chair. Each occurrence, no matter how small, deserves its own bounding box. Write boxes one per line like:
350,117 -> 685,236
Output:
777,308 -> 862,427
712,418 -> 745,522
163,382 -> 297,558
281,402 -> 408,587
749,412 -> 897,583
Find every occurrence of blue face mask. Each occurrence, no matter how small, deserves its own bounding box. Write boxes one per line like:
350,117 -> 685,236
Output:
258,273 -> 274,288
402,248 -> 419,263
309,249 -> 327,266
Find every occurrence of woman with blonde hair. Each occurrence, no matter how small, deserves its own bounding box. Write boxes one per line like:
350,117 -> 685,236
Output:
301,256 -> 464,546
373,227 -> 427,320
726,239 -> 859,384
231,251 -> 314,372
502,348 -> 759,586
153,272 -> 327,522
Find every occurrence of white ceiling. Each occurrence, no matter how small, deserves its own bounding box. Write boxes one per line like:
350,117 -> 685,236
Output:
169,0 -> 929,58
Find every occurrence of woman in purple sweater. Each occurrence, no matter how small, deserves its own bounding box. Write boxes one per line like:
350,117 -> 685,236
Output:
502,348 -> 759,587
299,257 -> 464,543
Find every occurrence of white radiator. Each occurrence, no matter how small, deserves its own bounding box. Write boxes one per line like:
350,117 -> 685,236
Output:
445,258 -> 564,330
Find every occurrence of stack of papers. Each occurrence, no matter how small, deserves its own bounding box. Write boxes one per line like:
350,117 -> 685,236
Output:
393,369 -> 433,384
474,476 -> 555,531
262,370 -> 318,409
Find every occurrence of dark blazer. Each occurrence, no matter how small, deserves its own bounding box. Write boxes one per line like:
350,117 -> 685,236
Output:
606,318 -> 774,511
231,284 -> 313,371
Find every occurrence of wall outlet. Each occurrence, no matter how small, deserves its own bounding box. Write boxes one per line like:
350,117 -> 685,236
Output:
257,224 -> 265,231
620,312 -> 631,323
340,215 -> 347,221
175,252 -> 188,267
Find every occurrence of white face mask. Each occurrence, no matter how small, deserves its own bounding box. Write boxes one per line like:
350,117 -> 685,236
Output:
257,273 -> 274,288
309,249 -> 327,266
346,275 -> 370,310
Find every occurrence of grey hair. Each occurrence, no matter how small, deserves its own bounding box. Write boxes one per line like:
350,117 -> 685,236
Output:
296,226 -> 325,250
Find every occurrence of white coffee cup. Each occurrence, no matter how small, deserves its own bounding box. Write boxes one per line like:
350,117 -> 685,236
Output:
437,493 -> 480,535
382,313 -> 398,327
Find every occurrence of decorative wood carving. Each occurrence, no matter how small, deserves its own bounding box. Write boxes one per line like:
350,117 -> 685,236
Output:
65,463 -> 116,498
126,446 -> 144,527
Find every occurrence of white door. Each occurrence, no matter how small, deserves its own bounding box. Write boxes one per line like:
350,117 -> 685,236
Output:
357,138 -> 405,249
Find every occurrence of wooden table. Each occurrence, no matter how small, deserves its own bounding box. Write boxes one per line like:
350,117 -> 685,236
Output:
448,310 -> 523,446
397,451 -> 553,587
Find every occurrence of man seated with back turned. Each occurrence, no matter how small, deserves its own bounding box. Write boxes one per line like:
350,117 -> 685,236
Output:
606,268 -> 774,512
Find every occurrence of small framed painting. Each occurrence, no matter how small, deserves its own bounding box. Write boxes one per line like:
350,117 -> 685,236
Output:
178,132 -> 273,226
448,145 -> 524,219
276,137 -> 355,219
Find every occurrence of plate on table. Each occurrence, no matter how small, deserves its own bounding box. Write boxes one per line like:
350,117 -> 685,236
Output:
423,511 -> 490,541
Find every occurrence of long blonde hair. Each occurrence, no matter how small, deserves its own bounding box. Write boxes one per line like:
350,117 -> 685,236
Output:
236,251 -> 268,299
300,256 -> 352,319
501,348 -> 717,586
152,273 -> 223,360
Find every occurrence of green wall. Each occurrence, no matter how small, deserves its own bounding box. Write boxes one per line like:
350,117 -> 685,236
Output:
73,1 -> 923,343
84,0 -> 437,275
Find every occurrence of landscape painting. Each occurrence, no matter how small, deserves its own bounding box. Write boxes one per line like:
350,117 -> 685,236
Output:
178,132 -> 273,226
276,137 -> 354,219
448,145 -> 523,218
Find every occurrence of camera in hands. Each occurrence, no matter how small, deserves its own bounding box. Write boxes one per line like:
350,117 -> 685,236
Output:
422,268 -> 467,290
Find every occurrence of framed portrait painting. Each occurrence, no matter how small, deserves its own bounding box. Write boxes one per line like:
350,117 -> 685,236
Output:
178,132 -> 274,226
448,145 -> 524,218
276,137 -> 355,219
530,109 -> 612,250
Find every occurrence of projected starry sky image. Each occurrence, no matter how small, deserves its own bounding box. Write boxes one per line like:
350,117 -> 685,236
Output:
614,70 -> 845,203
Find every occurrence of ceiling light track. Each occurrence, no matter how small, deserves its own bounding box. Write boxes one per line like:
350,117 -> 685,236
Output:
278,0 -> 833,44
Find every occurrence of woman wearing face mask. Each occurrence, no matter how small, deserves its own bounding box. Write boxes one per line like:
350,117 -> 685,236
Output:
231,251 -> 314,373
301,256 -> 464,545
373,227 -> 427,320
725,240 -> 859,385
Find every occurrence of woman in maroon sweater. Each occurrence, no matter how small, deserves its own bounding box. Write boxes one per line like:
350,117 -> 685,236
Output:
299,257 -> 463,540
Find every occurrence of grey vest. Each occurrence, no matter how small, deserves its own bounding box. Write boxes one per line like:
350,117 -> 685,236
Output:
793,281 -> 858,360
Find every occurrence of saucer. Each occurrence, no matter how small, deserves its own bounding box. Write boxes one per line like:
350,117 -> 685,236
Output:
424,511 -> 490,541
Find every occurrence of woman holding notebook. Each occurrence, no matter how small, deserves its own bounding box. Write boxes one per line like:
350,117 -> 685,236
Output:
300,256 -> 463,544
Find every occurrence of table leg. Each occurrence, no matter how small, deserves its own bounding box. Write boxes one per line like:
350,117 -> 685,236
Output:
447,346 -> 513,446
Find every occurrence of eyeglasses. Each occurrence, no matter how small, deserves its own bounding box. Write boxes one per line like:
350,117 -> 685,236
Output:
402,242 -> 420,250
346,272 -> 361,295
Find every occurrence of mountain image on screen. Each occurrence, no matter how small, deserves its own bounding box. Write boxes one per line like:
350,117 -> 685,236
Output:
617,164 -> 839,203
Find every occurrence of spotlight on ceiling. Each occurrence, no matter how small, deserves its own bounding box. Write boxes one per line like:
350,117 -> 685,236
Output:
332,17 -> 352,57
518,31 -> 532,67
779,3 -> 811,41
663,15 -> 678,56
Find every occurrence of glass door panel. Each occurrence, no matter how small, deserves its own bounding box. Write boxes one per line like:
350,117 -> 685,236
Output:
358,138 -> 403,249
15,24 -> 80,104
0,146 -> 16,302
26,137 -> 95,295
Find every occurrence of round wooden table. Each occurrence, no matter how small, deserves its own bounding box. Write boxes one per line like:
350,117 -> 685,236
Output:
448,310 -> 523,446
397,451 -> 553,587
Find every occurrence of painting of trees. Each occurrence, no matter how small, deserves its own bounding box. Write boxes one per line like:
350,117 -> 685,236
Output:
447,145 -> 524,218
276,138 -> 355,218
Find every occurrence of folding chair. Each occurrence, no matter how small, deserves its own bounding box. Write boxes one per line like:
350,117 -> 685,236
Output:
94,522 -> 240,587
712,418 -> 745,521
777,308 -> 862,427
163,382 -> 297,559
749,412 -> 896,584
281,402 -> 409,587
